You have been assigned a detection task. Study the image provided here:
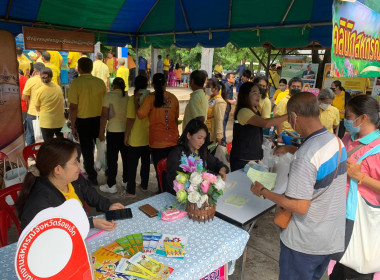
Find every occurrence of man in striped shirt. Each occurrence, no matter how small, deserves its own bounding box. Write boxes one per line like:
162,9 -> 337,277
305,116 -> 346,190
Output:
251,92 -> 347,280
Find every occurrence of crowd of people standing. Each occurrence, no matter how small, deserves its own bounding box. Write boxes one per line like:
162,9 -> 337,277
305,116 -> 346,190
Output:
15,47 -> 380,279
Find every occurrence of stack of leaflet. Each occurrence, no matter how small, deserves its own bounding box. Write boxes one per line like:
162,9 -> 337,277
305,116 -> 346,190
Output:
156,234 -> 188,259
116,232 -> 162,256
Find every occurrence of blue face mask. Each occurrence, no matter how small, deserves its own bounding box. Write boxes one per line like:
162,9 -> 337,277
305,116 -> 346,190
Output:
344,117 -> 361,133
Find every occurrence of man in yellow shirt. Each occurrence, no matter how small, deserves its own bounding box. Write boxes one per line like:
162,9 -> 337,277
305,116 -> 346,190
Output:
42,51 -> 60,85
214,60 -> 223,78
16,46 -> 31,77
269,65 -> 281,99
116,58 -> 129,92
68,57 -> 107,186
67,51 -> 81,84
35,68 -> 65,141
105,50 -> 118,75
182,70 -> 209,131
275,77 -> 303,143
92,52 -> 110,91
47,50 -> 63,69
22,62 -> 45,145
163,54 -> 170,82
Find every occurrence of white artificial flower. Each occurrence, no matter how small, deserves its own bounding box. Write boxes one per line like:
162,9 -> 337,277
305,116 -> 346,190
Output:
190,172 -> 203,186
197,194 -> 208,208
214,177 -> 226,191
188,191 -> 201,204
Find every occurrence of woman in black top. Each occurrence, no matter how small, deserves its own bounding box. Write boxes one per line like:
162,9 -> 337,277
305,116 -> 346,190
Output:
16,139 -> 125,230
230,82 -> 287,171
167,119 -> 229,195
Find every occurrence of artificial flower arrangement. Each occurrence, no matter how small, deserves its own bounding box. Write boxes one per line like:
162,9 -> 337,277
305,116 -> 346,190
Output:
172,153 -> 226,222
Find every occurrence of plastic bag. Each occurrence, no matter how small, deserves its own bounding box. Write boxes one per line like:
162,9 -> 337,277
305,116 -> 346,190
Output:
262,138 -> 275,170
32,114 -> 43,142
272,153 -> 294,194
95,139 -> 107,171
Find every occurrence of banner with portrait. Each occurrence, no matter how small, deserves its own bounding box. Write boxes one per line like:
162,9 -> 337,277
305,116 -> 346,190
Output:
280,62 -> 319,89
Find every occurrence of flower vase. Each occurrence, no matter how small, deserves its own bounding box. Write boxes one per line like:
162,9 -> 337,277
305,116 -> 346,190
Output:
187,201 -> 216,223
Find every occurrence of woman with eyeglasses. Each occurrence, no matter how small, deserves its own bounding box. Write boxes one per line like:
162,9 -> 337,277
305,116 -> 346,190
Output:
331,80 -> 351,138
229,82 -> 287,171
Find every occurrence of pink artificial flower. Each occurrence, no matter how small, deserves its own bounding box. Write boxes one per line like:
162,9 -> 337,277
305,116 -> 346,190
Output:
200,180 -> 210,193
188,184 -> 197,192
202,172 -> 217,183
173,180 -> 184,192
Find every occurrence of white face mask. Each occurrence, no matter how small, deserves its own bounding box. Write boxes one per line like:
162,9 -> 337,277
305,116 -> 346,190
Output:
319,103 -> 331,111
205,88 -> 212,96
279,86 -> 286,91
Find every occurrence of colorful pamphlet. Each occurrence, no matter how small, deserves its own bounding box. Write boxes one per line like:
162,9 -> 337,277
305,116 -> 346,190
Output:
92,247 -> 125,279
164,241 -> 186,258
117,236 -> 138,256
104,241 -> 131,258
129,252 -> 174,279
142,232 -> 162,254
156,234 -> 188,259
115,257 -> 151,279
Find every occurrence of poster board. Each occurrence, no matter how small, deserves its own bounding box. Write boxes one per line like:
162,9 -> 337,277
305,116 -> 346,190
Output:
322,63 -> 367,96
281,62 -> 319,88
372,77 -> 380,102
332,0 -> 380,78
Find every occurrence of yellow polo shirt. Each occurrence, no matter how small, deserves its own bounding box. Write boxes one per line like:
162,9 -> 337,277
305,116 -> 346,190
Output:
67,52 -> 81,69
102,90 -> 128,132
68,74 -> 107,118
35,82 -> 65,129
92,60 -> 110,87
332,91 -> 346,119
214,65 -> 223,75
237,108 -> 256,125
36,57 -> 44,64
182,89 -> 209,132
23,75 -> 44,116
44,62 -> 60,85
274,90 -> 289,105
127,93 -> 150,147
320,106 -> 340,133
18,57 -> 31,77
259,97 -> 271,119
275,94 -> 293,132
47,51 -> 62,69
163,58 -> 170,71
116,66 -> 130,91
58,183 -> 82,206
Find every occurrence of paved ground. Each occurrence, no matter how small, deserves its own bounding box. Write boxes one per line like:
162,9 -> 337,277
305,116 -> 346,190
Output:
7,86 -> 328,279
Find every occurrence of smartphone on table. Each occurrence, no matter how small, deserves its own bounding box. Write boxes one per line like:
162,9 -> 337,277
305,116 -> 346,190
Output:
105,208 -> 133,221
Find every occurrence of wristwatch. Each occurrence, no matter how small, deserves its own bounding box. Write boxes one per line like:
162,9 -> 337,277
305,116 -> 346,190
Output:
259,187 -> 267,199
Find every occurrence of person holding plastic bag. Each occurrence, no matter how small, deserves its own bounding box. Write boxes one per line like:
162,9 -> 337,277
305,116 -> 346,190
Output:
230,82 -> 287,171
98,78 -> 129,194
330,95 -> 380,280
15,139 -> 124,231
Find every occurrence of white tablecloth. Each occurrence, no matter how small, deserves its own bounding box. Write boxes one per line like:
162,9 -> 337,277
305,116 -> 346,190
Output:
0,192 -> 249,280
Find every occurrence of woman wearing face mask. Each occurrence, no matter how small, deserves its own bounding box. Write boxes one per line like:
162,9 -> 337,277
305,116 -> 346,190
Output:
271,79 -> 289,105
15,139 -> 125,231
253,76 -> 271,119
330,95 -> 380,280
205,78 -> 227,145
331,80 -> 351,138
166,119 -> 229,195
318,88 -> 340,134
230,82 -> 288,171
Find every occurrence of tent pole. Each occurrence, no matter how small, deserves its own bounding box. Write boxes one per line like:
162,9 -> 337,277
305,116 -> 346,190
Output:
249,47 -> 268,72
179,0 -> 190,31
280,0 -> 295,25
137,0 -> 160,33
228,0 -> 233,28
5,0 -> 13,20
270,51 -> 281,65
266,47 -> 271,77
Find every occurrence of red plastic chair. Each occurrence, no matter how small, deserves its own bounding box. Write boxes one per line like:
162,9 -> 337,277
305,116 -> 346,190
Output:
226,142 -> 232,155
0,151 -> 8,161
23,142 -> 43,168
0,183 -> 22,247
157,158 -> 167,193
